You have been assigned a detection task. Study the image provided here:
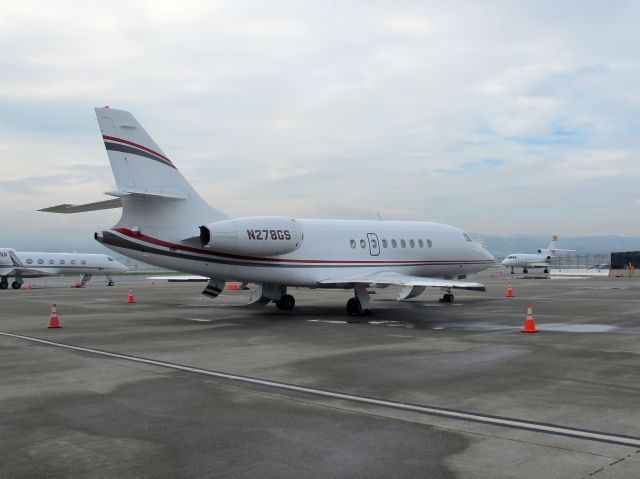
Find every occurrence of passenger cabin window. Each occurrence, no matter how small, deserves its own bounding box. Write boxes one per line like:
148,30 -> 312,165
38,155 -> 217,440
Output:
37,259 -> 44,264
81,260 -> 87,265
371,239 -> 378,248
360,239 -> 366,249
391,239 -> 397,248
401,239 -> 406,248
71,260 -> 76,265
427,239 -> 433,248
463,233 -> 473,242
418,239 -> 424,248
409,239 -> 415,248
382,239 -> 388,248
49,259 -> 54,264
60,260 -> 65,265
26,259 -> 33,264
350,240 -> 356,249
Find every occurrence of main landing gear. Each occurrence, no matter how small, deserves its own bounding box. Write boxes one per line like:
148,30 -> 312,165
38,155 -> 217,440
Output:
440,292 -> 454,303
274,294 -> 295,311
346,285 -> 372,319
11,280 -> 22,290
0,276 -> 8,290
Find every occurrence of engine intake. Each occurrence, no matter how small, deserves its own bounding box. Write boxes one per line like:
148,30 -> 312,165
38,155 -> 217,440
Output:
200,216 -> 303,256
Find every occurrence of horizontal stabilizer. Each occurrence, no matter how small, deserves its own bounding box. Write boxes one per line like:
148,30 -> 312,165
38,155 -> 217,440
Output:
39,199 -> 122,214
105,188 -> 188,200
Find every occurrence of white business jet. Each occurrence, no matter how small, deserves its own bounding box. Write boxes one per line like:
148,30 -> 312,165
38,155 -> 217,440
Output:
0,248 -> 128,289
501,235 -> 575,274
41,107 -> 494,316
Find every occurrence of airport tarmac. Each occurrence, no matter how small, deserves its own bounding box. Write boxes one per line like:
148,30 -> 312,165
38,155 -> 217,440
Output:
1,274 -> 639,478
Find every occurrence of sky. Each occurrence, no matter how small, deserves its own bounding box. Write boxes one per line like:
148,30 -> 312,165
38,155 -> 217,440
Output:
1,1 -> 640,251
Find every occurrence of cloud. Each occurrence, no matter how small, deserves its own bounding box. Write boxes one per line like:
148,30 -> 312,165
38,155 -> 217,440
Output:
1,0 -> 640,244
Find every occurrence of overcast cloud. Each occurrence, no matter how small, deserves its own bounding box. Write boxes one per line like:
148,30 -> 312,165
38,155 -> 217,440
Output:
1,0 -> 639,249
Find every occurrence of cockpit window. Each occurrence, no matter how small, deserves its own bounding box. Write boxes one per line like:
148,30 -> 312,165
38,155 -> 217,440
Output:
108,257 -> 114,261
463,233 -> 473,242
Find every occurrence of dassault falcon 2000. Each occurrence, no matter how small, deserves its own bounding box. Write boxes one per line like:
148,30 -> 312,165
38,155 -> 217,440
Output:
41,107 -> 495,316
0,248 -> 128,289
501,235 -> 575,274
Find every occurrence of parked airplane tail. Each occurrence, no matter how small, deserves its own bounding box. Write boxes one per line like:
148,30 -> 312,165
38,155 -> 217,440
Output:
94,107 -> 228,237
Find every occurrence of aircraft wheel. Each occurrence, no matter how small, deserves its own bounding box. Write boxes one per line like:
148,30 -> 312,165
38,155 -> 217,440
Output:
0,281 -> 9,290
523,268 -> 529,274
543,268 -> 549,274
275,294 -> 295,311
346,297 -> 360,316
11,281 -> 21,289
346,298 -> 372,319
108,281 -> 115,286
441,293 -> 454,303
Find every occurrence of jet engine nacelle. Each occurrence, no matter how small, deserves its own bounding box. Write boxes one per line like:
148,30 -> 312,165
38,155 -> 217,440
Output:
199,216 -> 303,256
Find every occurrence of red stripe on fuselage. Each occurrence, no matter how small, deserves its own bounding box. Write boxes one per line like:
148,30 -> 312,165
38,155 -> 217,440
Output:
113,228 -> 494,266
102,135 -> 174,165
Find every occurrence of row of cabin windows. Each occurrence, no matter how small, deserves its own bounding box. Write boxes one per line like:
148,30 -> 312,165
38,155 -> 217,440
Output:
25,258 -> 87,265
350,238 -> 433,249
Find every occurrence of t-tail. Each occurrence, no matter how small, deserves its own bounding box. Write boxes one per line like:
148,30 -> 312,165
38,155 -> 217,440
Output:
94,107 -> 228,240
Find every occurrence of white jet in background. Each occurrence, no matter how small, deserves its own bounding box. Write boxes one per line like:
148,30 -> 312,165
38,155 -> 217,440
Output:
501,235 -> 575,274
41,107 -> 495,316
0,248 -> 128,289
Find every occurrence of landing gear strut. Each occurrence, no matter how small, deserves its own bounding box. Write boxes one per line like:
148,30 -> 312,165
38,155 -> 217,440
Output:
346,285 -> 372,319
106,273 -> 114,286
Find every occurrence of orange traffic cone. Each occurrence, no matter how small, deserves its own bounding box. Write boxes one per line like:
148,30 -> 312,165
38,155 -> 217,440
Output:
48,304 -> 61,328
126,288 -> 136,303
506,281 -> 515,297
522,304 -> 538,333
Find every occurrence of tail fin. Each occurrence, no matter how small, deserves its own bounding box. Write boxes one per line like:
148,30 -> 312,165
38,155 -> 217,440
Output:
95,107 -> 227,236
547,234 -> 558,251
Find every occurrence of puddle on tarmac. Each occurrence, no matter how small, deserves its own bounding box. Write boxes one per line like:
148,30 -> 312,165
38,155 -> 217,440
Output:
539,323 -> 618,332
429,322 -> 622,333
368,320 -> 415,329
308,319 -> 347,324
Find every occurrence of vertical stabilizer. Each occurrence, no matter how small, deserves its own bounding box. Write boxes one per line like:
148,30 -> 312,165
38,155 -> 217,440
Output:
95,107 -> 228,237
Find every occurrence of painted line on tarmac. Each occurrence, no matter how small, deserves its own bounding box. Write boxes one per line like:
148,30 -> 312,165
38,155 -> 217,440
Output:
2,330 -> 640,448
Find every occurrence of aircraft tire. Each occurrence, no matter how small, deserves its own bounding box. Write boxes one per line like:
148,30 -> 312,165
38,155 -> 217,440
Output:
441,293 -> 454,303
346,297 -> 360,316
523,268 -> 529,274
544,268 -> 549,274
108,281 -> 115,286
11,281 -> 21,289
275,294 -> 295,311
0,281 -> 8,290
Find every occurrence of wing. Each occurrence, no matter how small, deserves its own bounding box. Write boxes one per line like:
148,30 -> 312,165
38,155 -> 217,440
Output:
317,270 -> 486,291
0,266 -> 51,277
146,275 -> 208,282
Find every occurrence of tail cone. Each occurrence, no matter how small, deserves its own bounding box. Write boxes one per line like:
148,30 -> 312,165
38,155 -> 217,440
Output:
522,304 -> 538,333
48,304 -> 61,329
